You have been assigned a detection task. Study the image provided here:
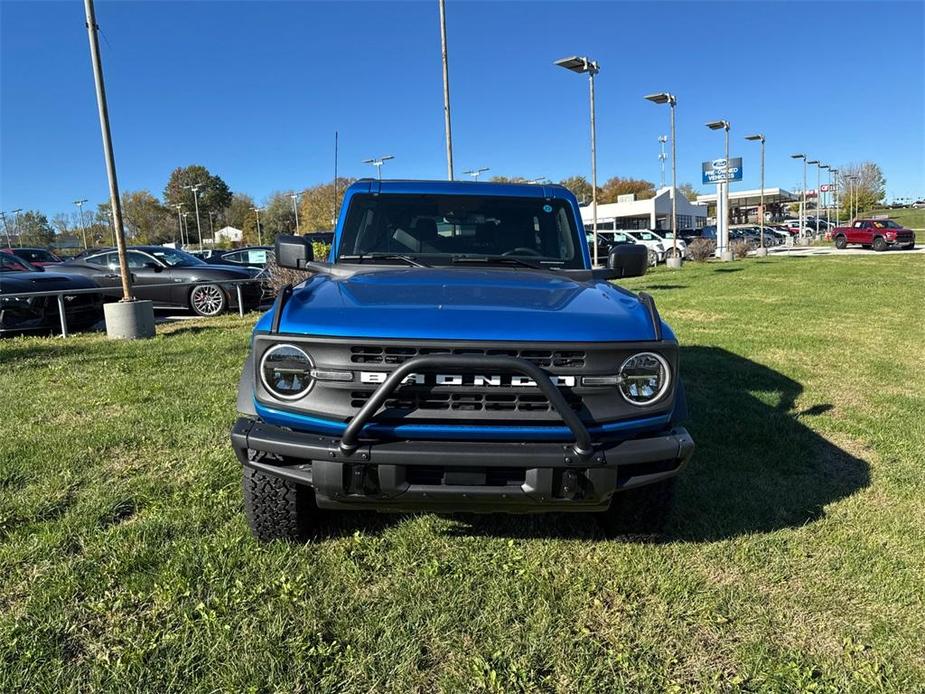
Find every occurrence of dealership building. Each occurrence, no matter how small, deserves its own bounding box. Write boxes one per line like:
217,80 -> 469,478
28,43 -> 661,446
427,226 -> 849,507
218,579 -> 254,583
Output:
696,187 -> 798,223
579,187 -> 708,231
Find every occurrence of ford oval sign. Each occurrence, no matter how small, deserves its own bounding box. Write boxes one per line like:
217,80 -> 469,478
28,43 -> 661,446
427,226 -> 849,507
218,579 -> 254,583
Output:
712,158 -> 728,170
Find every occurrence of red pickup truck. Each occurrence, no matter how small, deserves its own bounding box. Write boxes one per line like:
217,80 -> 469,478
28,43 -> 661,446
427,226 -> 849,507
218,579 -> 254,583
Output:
832,218 -> 916,251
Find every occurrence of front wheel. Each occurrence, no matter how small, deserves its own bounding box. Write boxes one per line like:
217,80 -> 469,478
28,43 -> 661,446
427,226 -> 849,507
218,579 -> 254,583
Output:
243,465 -> 319,542
647,249 -> 658,267
598,478 -> 676,539
834,235 -> 847,250
190,283 -> 227,316
872,236 -> 888,252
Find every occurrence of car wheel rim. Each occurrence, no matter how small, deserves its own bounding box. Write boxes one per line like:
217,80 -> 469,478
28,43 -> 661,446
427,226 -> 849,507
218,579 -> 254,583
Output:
192,286 -> 223,315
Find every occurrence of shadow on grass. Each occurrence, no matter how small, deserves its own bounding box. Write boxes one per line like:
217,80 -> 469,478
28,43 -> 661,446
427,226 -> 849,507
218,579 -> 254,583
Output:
713,267 -> 743,273
642,284 -> 688,291
442,346 -> 870,542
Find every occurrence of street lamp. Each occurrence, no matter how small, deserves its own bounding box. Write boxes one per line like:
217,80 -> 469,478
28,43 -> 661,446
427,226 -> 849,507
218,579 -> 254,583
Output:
745,134 -> 766,255
182,183 -> 204,250
845,174 -> 859,221
290,191 -> 301,233
526,177 -> 549,184
251,207 -> 264,245
657,135 -> 668,188
645,92 -> 680,268
362,155 -> 394,179
0,211 -> 13,248
438,0 -> 454,180
173,203 -> 185,246
706,119 -> 731,260
555,55 -> 600,266
208,210 -> 216,246
7,208 -> 23,247
463,167 -> 489,181
830,168 -> 839,226
73,199 -> 89,249
791,153 -> 808,241
807,160 -> 822,236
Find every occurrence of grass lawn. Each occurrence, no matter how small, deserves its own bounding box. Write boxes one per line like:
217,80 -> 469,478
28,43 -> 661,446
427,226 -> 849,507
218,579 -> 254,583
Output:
1,254 -> 923,692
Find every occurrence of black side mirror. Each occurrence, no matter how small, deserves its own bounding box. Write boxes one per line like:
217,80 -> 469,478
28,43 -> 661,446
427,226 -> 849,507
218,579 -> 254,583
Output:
275,234 -> 314,270
607,244 -> 648,278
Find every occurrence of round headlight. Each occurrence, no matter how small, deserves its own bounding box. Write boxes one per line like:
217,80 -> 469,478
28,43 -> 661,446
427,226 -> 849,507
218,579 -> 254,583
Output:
259,344 -> 314,400
618,352 -> 670,406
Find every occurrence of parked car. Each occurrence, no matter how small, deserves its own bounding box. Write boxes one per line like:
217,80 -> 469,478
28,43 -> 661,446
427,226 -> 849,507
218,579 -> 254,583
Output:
57,246 -> 265,316
831,218 -> 916,251
624,230 -> 667,264
653,231 -> 689,259
0,253 -> 103,334
232,179 -> 692,541
911,200 -> 925,209
1,247 -> 63,267
204,246 -> 274,270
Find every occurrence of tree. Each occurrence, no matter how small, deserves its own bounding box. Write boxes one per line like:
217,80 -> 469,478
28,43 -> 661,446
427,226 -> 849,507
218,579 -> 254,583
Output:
489,175 -> 527,184
678,183 -> 699,201
224,193 -> 255,231
838,162 -> 886,216
15,210 -> 55,246
298,178 -> 355,233
121,190 -> 174,244
598,177 -> 656,204
558,175 -> 593,204
163,165 -> 233,223
260,191 -> 298,243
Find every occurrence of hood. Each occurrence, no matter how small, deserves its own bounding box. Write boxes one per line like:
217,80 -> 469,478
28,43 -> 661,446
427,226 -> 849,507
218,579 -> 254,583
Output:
259,268 -> 660,342
1,271 -> 100,293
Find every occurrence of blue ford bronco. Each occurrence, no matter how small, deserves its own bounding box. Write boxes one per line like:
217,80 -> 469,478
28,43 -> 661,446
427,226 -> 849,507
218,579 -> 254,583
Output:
231,180 -> 694,540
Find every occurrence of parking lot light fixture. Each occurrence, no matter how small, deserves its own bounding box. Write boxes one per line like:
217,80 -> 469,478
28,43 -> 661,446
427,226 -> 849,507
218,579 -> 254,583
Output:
745,134 -> 766,255
820,164 -> 831,230
362,155 -> 394,180
290,192 -> 301,234
645,92 -> 680,268
463,168 -> 490,181
251,207 -> 264,245
526,177 -> 549,185
807,160 -> 821,236
830,168 -> 839,226
556,55 -> 600,266
73,199 -> 89,249
182,183 -> 204,250
791,154 -> 807,241
706,120 -> 731,259
173,203 -> 185,246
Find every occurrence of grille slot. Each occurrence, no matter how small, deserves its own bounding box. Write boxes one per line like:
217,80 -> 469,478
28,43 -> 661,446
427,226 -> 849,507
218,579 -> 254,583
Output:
349,345 -> 586,369
349,388 -> 581,414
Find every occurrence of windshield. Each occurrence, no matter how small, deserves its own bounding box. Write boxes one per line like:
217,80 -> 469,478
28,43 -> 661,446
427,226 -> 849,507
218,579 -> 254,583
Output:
14,248 -> 59,263
337,194 -> 583,268
870,220 -> 901,229
146,247 -> 205,267
0,253 -> 35,272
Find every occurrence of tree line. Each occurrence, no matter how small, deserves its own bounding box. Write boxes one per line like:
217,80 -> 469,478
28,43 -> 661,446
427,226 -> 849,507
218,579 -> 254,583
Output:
4,162 -> 887,250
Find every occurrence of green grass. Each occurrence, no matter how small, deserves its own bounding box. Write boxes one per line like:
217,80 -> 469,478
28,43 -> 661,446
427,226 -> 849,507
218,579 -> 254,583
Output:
2,254 -> 924,692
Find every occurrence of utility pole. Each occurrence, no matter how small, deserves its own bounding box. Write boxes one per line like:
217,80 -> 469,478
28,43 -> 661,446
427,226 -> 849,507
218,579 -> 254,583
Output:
73,199 -> 89,249
438,0 -> 454,180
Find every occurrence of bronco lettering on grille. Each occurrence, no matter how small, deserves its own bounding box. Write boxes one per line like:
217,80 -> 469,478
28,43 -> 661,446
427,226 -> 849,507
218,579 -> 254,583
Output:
359,372 -> 576,387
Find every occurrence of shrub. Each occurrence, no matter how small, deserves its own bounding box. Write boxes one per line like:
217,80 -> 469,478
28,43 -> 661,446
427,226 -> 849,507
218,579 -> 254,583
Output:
687,238 -> 715,262
730,239 -> 750,259
263,243 -> 331,295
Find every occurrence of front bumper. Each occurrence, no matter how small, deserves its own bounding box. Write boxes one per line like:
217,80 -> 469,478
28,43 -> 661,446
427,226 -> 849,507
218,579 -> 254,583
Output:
231,417 -> 694,512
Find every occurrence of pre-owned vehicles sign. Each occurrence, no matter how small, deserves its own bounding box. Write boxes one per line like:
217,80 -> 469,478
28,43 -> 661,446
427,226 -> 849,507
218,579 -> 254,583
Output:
702,157 -> 743,184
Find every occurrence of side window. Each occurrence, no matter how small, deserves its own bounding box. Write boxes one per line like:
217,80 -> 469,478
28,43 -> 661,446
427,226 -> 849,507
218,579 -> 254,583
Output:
86,252 -> 115,267
853,222 -> 863,228
246,250 -> 268,264
223,251 -> 245,263
125,251 -> 150,269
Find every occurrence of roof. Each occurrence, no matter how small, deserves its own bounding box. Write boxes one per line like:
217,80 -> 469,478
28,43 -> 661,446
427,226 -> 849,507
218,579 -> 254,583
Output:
346,179 -> 572,199
696,187 -> 797,205
579,187 -> 707,221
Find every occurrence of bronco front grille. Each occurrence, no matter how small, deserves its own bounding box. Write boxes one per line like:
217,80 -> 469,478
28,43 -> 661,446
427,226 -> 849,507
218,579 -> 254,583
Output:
349,389 -> 583,414
349,345 -> 586,369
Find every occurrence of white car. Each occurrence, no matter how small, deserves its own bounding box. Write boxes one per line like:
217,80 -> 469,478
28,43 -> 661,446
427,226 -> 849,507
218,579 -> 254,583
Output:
652,230 -> 688,259
624,230 -> 667,264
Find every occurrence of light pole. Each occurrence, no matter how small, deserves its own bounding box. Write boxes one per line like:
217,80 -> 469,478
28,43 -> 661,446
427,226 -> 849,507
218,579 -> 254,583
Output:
555,55 -> 600,266
845,174 -> 858,222
745,134 -> 766,256
208,210 -> 216,246
645,92 -> 680,268
526,177 -> 549,185
791,153 -> 807,242
830,168 -> 839,226
183,183 -> 204,250
9,208 -> 22,247
174,203 -> 185,246
251,207 -> 264,245
362,155 -> 394,179
807,160 -> 822,237
463,167 -> 489,181
73,199 -> 89,249
290,192 -> 301,233
0,212 -> 12,248
182,212 -> 190,247
438,0 -> 454,180
706,119 -> 731,260
820,164 -> 831,230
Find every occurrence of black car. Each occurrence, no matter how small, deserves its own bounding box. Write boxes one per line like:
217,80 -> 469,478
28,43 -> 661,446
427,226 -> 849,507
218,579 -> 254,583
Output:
57,246 -> 264,317
204,246 -> 274,270
0,253 -> 103,335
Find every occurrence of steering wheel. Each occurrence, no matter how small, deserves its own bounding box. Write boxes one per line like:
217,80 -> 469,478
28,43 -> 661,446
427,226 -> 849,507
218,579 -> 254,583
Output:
502,247 -> 543,257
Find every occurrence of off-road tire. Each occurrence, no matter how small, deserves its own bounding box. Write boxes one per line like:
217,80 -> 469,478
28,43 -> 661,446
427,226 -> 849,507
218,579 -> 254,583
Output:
598,478 -> 676,539
243,465 -> 318,542
834,234 -> 847,250
872,236 -> 888,252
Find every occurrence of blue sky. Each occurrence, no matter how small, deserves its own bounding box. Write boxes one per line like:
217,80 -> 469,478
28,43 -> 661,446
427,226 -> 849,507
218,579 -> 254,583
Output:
2,0 -> 923,215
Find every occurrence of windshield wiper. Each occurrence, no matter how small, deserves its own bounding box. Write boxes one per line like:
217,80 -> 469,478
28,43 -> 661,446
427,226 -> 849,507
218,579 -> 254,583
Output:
340,254 -> 431,268
450,255 -> 548,270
